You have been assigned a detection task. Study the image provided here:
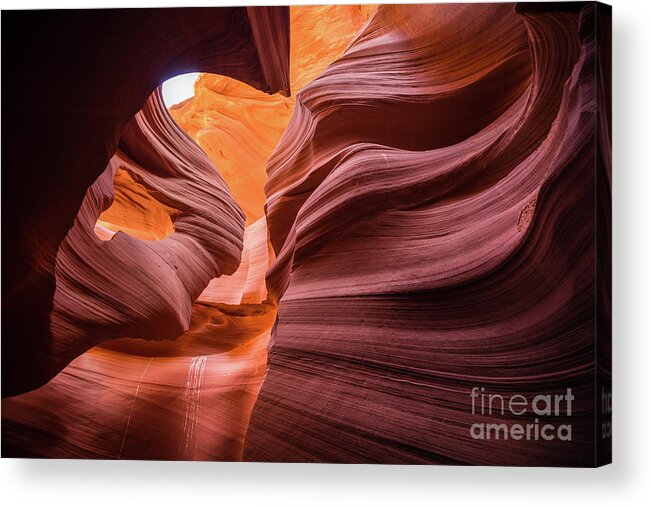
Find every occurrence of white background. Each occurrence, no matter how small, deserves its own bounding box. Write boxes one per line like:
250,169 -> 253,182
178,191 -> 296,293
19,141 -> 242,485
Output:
1,0 -> 649,505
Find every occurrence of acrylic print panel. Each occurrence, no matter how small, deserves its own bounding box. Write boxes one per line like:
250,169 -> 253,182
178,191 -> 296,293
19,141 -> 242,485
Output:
1,3 -> 611,466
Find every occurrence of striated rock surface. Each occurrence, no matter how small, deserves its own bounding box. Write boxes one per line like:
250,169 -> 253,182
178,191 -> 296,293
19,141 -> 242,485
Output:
2,6 -> 289,397
169,5 -> 376,224
2,3 -> 610,466
198,217 -> 273,305
3,302 -> 276,460
243,2 -> 610,465
51,88 -> 246,364
2,5 -> 374,460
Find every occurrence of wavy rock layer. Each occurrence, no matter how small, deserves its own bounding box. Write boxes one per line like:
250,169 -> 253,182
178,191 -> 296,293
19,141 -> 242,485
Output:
2,7 -> 290,397
3,302 -> 276,460
2,89 -> 276,459
1,5 -> 375,460
169,5 -> 376,224
243,2 -> 610,465
51,89 -> 246,366
2,4 -> 610,466
198,217 -> 273,305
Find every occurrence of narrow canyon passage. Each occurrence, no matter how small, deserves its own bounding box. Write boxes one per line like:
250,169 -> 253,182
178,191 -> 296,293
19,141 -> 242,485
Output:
2,5 -> 376,460
2,3 -> 610,465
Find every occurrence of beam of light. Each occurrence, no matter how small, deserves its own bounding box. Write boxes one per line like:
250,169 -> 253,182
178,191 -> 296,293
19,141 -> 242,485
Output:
161,72 -> 200,108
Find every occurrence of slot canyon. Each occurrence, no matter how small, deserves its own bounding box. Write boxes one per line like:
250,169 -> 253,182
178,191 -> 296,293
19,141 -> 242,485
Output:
2,3 -> 611,465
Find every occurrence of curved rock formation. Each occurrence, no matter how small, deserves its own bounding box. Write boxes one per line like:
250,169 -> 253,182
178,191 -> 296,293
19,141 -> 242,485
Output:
2,5 -> 374,460
198,217 -> 273,305
2,6 -> 289,397
169,5 -> 377,224
2,3 -> 610,466
52,88 -> 246,365
243,2 -> 610,465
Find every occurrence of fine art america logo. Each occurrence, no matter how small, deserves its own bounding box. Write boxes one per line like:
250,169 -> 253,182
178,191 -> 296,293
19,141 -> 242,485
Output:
469,387 -> 574,441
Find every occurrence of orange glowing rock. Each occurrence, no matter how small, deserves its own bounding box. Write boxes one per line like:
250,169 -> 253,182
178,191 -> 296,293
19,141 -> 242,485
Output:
97,168 -> 178,241
168,5 -> 377,225
198,217 -> 272,305
289,4 -> 377,92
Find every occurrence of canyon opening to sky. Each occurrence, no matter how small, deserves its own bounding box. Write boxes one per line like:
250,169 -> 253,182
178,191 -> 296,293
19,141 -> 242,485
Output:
161,72 -> 201,109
